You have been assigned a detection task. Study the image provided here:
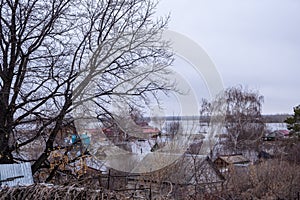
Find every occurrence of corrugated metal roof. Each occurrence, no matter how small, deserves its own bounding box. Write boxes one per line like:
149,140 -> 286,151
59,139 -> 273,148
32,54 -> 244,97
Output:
0,162 -> 33,187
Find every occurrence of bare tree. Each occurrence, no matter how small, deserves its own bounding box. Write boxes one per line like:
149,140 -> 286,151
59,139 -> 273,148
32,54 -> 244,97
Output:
199,98 -> 211,134
0,0 -> 173,179
163,120 -> 182,139
221,159 -> 300,199
220,86 -> 265,152
197,88 -> 264,156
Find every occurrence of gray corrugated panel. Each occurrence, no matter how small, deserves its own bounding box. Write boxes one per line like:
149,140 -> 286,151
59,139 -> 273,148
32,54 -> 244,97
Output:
0,162 -> 33,187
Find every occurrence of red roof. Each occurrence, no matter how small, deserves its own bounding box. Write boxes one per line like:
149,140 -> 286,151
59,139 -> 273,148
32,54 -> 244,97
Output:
277,130 -> 289,136
141,126 -> 160,134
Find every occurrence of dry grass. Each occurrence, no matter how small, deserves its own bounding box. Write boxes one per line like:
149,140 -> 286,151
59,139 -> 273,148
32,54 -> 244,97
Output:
0,184 -> 125,200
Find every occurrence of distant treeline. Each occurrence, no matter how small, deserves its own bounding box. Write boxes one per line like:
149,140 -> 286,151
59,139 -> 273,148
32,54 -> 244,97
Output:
262,114 -> 292,123
145,114 -> 291,123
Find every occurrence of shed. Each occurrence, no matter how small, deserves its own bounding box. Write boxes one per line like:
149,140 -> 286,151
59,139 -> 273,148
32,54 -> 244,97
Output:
214,154 -> 250,172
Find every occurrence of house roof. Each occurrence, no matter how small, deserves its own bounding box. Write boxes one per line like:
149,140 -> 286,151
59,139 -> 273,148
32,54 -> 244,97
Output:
265,130 -> 290,138
102,125 -> 160,138
216,154 -> 250,165
141,126 -> 160,134
276,130 -> 289,136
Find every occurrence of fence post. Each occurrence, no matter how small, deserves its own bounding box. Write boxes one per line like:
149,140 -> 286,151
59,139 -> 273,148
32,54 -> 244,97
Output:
107,169 -> 111,190
149,182 -> 152,200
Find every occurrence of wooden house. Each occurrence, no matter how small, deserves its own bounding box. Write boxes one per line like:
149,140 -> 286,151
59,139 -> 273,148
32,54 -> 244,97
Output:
214,154 -> 250,174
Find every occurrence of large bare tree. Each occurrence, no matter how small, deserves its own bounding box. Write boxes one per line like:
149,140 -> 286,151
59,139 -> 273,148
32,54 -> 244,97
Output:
220,86 -> 265,152
0,0 -> 173,177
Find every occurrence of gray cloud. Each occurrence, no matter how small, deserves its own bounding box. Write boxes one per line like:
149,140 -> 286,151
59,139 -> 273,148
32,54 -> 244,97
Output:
157,0 -> 300,114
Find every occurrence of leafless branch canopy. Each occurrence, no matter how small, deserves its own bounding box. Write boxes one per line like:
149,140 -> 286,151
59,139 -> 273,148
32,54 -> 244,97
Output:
0,0 -> 174,175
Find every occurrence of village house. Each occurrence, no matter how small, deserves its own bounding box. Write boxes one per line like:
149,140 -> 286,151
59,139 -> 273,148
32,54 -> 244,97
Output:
214,154 -> 250,174
262,130 -> 290,141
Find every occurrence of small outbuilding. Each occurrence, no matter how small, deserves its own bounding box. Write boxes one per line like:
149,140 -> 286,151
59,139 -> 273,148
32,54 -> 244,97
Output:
214,154 -> 250,173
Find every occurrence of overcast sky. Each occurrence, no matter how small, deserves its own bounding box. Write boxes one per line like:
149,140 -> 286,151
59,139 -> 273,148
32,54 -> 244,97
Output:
155,0 -> 300,114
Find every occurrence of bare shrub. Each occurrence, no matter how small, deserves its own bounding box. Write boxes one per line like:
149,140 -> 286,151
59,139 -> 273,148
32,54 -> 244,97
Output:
221,159 -> 300,199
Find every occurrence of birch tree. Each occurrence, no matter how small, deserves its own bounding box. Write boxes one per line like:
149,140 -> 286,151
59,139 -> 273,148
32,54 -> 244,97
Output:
221,86 -> 265,152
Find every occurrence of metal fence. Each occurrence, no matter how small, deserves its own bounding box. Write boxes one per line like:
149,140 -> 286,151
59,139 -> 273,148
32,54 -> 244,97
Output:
0,162 -> 33,187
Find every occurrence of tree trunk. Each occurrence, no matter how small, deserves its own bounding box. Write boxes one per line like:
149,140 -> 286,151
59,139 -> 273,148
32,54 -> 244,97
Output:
0,129 -> 13,164
0,91 -> 14,164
